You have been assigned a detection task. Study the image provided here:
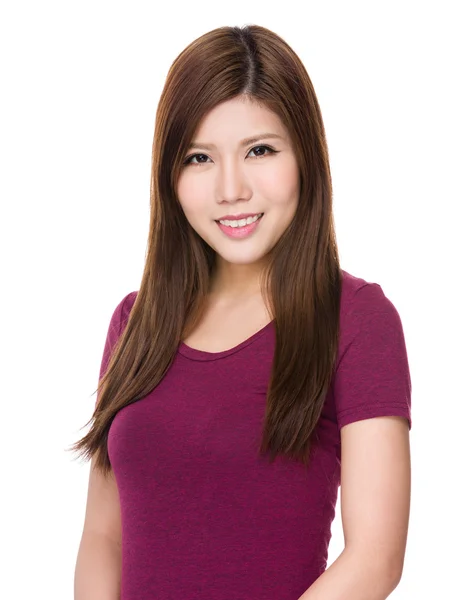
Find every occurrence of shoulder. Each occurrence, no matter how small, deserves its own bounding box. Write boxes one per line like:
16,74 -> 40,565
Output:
340,269 -> 392,314
339,269 -> 404,343
106,291 -> 138,336
98,290 -> 139,383
333,270 -> 412,431
120,291 -> 138,326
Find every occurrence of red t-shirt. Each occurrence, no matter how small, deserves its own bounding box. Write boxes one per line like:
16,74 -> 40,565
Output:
96,269 -> 412,599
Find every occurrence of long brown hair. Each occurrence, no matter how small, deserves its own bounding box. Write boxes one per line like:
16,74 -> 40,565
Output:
70,24 -> 342,477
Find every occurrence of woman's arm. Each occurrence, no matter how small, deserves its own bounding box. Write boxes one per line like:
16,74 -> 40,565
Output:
74,458 -> 123,599
297,415 -> 411,599
74,531 -> 121,599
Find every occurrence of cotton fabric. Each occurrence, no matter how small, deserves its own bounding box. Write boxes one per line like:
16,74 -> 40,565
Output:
96,269 -> 412,599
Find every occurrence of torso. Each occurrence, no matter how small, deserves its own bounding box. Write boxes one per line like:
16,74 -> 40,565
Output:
181,293 -> 273,353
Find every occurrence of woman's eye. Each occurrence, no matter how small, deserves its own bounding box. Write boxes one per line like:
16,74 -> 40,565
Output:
183,153 -> 211,166
247,145 -> 276,158
183,145 -> 277,166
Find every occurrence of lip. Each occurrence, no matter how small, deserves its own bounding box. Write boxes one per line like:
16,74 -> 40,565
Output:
216,213 -> 263,239
215,212 -> 263,221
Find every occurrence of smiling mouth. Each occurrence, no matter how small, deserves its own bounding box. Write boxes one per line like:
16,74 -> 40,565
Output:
215,213 -> 264,239
215,213 -> 264,225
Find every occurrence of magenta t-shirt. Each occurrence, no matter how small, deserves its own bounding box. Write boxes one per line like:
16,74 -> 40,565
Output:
96,269 -> 412,600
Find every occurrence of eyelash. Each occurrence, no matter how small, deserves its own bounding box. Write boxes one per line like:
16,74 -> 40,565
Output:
183,145 -> 278,167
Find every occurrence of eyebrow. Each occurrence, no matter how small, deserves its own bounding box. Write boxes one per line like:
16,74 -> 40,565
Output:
187,133 -> 285,151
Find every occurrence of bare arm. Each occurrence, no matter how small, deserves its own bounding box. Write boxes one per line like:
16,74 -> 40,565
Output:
74,532 -> 121,599
297,416 -> 411,599
74,458 -> 123,599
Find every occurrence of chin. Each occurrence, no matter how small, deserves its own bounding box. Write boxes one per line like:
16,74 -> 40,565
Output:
216,249 -> 268,265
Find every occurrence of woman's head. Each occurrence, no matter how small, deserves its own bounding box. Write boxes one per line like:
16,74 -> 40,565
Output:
151,24 -> 333,299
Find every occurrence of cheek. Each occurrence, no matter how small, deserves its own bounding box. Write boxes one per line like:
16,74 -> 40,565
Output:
256,161 -> 300,203
176,176 -> 205,218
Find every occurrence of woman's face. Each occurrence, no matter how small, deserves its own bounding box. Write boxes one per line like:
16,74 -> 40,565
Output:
176,96 -> 300,271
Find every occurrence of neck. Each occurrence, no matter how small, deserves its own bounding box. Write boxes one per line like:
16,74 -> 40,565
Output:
209,257 -> 268,300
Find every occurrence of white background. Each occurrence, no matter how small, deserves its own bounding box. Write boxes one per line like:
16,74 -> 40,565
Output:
1,1 -> 464,598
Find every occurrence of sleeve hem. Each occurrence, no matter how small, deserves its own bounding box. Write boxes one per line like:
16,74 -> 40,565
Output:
338,403 -> 412,431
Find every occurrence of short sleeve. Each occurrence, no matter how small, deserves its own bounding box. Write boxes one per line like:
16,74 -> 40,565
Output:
95,292 -> 136,406
333,283 -> 412,431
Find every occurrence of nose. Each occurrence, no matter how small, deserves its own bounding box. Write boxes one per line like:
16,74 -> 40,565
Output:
216,157 -> 252,204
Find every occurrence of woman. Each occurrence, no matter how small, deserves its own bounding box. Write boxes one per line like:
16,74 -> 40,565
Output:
73,24 -> 412,600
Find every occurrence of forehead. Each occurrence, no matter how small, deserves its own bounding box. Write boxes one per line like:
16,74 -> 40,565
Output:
191,97 -> 288,145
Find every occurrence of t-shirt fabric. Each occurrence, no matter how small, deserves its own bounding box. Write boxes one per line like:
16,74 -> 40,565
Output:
96,269 -> 412,600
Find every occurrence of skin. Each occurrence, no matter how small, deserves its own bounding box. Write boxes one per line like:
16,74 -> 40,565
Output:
176,95 -> 300,301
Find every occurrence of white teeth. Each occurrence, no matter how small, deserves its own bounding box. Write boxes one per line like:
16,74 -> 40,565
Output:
218,213 -> 262,227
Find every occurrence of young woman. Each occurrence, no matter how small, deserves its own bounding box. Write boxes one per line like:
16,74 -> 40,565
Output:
73,24 -> 412,600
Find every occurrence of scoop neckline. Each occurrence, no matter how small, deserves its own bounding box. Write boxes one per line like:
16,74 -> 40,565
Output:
178,318 -> 275,361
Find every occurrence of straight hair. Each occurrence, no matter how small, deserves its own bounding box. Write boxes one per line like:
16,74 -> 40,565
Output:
70,24 -> 342,477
